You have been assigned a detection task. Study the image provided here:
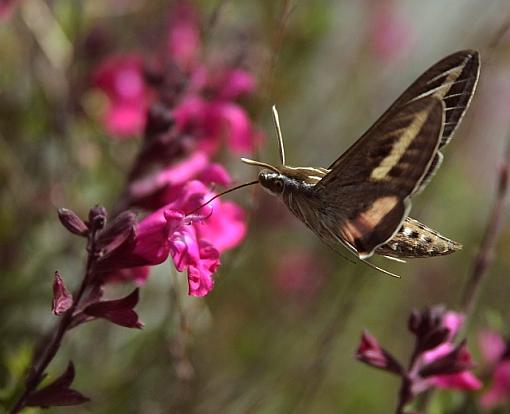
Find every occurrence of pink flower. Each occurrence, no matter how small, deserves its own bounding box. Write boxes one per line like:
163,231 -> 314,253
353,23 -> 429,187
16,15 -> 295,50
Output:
479,330 -> 510,408
412,311 -> 481,393
96,207 -> 174,272
209,69 -> 256,100
367,1 -> 411,61
479,329 -> 507,367
167,1 -> 201,71
128,152 -> 231,210
163,180 -> 245,295
357,306 -> 482,411
103,180 -> 245,296
92,54 -> 149,137
481,361 -> 510,408
174,95 -> 259,154
0,0 -> 18,21
274,250 -> 325,302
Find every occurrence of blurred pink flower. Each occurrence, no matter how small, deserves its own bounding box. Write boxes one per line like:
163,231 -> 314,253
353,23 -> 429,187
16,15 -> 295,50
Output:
481,361 -> 510,408
174,94 -> 259,154
412,311 -> 481,393
0,0 -> 18,20
357,306 -> 481,410
368,2 -> 410,61
167,1 -> 201,71
92,54 -> 149,137
479,329 -> 507,367
210,69 -> 256,100
274,250 -> 325,302
479,330 -> 510,409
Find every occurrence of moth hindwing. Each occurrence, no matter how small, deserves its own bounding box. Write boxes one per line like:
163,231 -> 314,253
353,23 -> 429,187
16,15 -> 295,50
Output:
241,50 -> 480,276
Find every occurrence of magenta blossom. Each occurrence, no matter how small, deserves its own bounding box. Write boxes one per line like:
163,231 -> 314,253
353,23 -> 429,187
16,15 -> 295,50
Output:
367,1 -> 411,61
166,1 -> 201,71
411,311 -> 481,393
92,54 -> 149,137
274,250 -> 326,304
99,180 -> 246,296
128,151 -> 231,210
173,66 -> 261,155
356,306 -> 481,412
479,329 -> 510,408
163,180 -> 246,295
0,0 -> 18,20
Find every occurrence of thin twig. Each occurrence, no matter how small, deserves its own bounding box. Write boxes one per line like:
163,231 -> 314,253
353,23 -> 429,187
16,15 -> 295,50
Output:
459,136 -> 510,318
289,271 -> 368,413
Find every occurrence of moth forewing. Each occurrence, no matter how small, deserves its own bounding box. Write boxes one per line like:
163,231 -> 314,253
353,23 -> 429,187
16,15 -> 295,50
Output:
316,96 -> 445,259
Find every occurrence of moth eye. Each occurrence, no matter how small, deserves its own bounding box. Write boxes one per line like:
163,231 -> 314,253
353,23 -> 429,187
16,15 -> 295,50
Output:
274,178 -> 284,193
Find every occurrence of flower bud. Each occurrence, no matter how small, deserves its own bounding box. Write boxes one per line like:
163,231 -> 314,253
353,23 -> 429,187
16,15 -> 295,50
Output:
52,272 -> 73,316
58,208 -> 88,236
356,330 -> 403,375
88,205 -> 108,231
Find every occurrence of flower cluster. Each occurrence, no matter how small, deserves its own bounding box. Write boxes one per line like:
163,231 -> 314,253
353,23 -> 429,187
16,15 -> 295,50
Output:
356,306 -> 481,413
89,1 -> 258,296
91,2 -> 260,153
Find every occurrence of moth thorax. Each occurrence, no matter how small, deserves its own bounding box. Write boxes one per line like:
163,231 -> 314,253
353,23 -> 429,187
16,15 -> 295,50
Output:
258,170 -> 285,195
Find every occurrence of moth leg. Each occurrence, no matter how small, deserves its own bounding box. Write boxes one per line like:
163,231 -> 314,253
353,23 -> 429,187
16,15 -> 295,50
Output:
361,258 -> 402,279
382,255 -> 407,263
323,227 -> 401,278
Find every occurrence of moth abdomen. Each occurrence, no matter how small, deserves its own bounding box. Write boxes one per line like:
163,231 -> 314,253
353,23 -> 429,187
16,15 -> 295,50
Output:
376,217 -> 462,258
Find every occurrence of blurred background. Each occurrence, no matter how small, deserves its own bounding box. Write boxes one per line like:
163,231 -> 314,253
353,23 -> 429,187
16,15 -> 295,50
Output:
1,0 -> 510,413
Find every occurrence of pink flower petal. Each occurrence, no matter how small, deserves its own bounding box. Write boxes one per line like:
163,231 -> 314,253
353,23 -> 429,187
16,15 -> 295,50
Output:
167,2 -> 201,71
52,272 -> 73,316
481,360 -> 510,408
92,54 -> 149,137
216,69 -> 256,100
105,104 -> 147,137
430,371 -> 482,391
479,329 -> 507,366
198,163 -> 231,186
214,102 -> 253,153
195,200 -> 246,253
443,311 -> 464,340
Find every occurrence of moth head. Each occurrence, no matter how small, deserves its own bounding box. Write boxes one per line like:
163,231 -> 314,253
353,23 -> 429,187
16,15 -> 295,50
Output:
240,158 -> 284,196
258,170 -> 285,195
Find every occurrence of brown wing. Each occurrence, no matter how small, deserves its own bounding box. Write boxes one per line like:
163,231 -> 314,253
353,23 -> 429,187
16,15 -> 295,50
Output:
316,96 -> 444,259
328,50 -> 479,194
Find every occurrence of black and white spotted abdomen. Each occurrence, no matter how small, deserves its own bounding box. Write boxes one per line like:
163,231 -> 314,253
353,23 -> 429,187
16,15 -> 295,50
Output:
376,217 -> 462,258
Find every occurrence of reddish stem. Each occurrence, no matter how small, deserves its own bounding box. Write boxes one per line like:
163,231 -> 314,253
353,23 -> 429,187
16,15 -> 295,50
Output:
9,233 -> 98,414
460,140 -> 510,320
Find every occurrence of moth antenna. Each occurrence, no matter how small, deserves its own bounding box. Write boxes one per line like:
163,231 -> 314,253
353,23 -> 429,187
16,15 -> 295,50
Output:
272,105 -> 286,165
185,180 -> 259,216
241,158 -> 280,174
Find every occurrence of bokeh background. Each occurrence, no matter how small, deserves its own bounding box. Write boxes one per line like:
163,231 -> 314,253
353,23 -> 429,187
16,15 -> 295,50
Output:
2,0 -> 510,413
